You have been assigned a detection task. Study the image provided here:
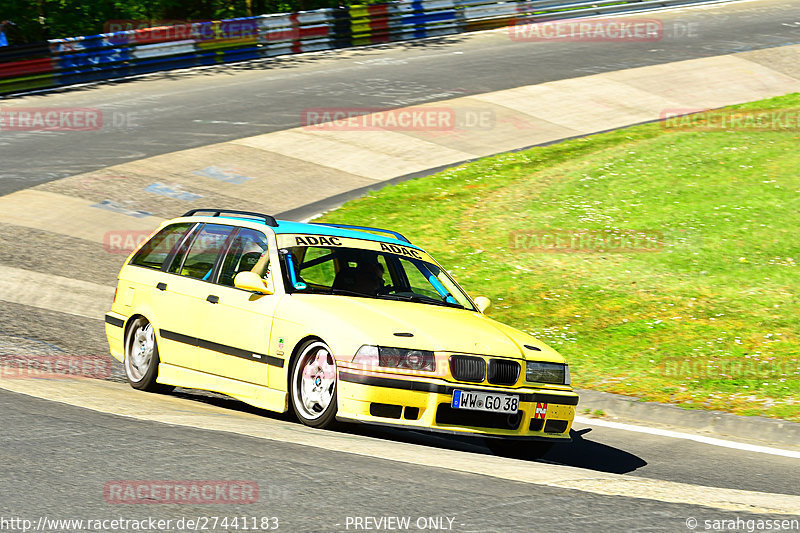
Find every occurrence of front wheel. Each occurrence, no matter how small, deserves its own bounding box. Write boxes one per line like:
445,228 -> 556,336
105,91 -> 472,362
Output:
290,340 -> 338,429
124,317 -> 173,393
485,438 -> 553,460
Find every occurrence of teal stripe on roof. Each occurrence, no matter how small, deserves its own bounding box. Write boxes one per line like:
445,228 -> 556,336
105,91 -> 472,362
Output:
274,220 -> 423,250
205,215 -> 420,249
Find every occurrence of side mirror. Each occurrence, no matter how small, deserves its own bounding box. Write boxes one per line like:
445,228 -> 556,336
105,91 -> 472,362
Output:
474,296 -> 491,313
234,271 -> 273,295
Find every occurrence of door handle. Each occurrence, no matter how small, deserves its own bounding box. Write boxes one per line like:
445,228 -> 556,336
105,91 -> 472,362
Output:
206,295 -> 219,304
156,282 -> 167,291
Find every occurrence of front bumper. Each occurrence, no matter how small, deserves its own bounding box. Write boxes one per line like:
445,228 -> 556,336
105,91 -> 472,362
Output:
336,369 -> 578,440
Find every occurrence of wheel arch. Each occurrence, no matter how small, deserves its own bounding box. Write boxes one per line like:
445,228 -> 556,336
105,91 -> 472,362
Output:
286,335 -> 326,389
123,314 -> 150,346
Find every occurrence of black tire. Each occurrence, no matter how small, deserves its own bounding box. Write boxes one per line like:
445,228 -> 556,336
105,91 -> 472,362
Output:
485,438 -> 554,460
124,317 -> 173,393
289,340 -> 338,429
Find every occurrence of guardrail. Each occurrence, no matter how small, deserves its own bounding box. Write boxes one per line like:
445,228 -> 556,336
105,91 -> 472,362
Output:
0,0 -> 731,96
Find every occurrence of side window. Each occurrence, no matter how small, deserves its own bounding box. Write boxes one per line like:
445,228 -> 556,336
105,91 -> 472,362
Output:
166,225 -> 198,274
130,223 -> 193,270
173,224 -> 234,281
219,229 -> 270,287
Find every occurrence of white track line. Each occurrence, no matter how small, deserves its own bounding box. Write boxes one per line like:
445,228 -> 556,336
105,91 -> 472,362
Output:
574,416 -> 800,459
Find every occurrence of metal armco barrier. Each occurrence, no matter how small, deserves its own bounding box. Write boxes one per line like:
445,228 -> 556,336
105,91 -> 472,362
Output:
460,0 -> 519,32
392,0 -> 460,40
0,42 -> 55,93
0,0 -> 733,96
351,5 -> 391,45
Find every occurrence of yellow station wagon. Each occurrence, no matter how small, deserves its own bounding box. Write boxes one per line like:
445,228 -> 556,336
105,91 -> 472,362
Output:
105,209 -> 578,458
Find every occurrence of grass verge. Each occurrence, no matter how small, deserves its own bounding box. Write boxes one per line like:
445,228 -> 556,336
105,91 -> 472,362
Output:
319,94 -> 800,421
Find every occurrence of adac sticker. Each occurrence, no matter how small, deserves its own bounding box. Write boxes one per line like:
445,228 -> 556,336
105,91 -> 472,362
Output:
379,242 -> 421,259
534,402 -> 547,419
295,235 -> 342,246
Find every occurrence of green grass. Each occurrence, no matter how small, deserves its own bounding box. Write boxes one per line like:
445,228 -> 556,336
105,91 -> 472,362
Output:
320,93 -> 800,421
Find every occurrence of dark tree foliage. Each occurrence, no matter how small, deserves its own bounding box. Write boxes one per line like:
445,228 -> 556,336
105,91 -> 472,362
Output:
1,0 -> 375,42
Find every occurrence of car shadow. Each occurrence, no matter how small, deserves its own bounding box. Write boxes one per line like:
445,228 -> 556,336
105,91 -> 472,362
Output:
163,388 -> 647,474
540,428 -> 648,474
353,426 -> 647,474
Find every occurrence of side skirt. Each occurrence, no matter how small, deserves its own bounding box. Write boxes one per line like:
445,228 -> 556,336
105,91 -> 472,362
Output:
158,363 -> 289,414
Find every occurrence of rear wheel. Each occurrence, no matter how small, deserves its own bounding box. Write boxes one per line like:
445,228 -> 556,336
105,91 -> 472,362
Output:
124,317 -> 173,393
290,340 -> 338,429
485,438 -> 553,460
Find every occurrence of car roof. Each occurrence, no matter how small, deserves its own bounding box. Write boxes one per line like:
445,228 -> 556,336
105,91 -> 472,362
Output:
177,214 -> 424,251
273,220 -> 421,248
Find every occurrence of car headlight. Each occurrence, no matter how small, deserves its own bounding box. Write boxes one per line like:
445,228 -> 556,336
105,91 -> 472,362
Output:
526,362 -> 570,385
353,345 -> 435,372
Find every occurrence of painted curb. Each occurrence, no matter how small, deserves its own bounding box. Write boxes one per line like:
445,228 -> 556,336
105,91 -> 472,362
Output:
575,389 -> 800,449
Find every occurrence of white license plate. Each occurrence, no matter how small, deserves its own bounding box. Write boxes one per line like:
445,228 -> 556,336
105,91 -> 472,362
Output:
451,390 -> 519,414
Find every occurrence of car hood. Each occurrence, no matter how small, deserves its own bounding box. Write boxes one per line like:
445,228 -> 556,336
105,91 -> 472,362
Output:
279,294 -> 564,363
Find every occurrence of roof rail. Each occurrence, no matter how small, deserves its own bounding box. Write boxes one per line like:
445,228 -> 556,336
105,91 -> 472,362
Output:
182,209 -> 278,227
311,222 -> 411,244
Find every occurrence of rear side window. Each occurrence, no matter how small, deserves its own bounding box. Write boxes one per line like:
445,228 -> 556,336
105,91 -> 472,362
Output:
130,223 -> 193,270
218,229 -> 270,287
173,224 -> 234,281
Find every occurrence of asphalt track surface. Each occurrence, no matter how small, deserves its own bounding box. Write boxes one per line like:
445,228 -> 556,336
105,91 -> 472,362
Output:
7,387 -> 800,533
2,389 -> 795,533
1,0 -> 800,195
1,1 -> 800,530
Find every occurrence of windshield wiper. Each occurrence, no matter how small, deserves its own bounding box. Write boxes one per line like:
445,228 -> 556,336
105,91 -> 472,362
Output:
302,287 -> 372,298
379,293 -> 464,309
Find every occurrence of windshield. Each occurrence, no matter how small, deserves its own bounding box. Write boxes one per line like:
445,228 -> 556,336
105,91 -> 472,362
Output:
279,244 -> 475,311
